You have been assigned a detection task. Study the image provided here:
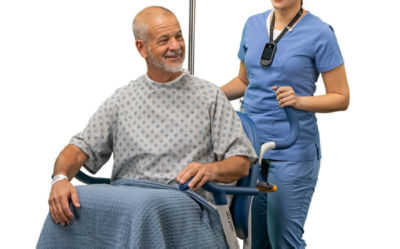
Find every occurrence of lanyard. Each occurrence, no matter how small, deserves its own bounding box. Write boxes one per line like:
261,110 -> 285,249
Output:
269,8 -> 303,44
260,8 -> 304,66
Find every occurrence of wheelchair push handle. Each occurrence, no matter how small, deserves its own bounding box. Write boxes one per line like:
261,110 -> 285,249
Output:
275,107 -> 300,149
259,107 -> 300,164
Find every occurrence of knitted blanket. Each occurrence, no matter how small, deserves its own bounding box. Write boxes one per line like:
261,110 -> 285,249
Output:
37,179 -> 227,249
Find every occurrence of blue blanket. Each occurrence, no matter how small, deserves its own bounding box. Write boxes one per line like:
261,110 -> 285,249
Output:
37,179 -> 227,249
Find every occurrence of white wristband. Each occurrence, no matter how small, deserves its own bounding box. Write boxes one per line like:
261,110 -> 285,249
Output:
51,174 -> 69,186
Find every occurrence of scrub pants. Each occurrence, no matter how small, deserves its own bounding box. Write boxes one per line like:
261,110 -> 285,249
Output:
251,157 -> 320,249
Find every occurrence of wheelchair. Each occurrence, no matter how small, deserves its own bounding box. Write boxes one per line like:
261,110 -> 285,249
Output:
73,108 -> 299,249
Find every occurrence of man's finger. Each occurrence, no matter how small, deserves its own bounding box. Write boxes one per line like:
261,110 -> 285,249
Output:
49,203 -> 60,224
71,189 -> 81,208
61,197 -> 74,220
176,168 -> 187,183
177,163 -> 198,183
55,198 -> 70,224
189,171 -> 205,190
194,175 -> 209,190
50,199 -> 63,224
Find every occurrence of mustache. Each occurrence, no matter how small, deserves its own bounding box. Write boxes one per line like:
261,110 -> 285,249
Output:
164,50 -> 183,57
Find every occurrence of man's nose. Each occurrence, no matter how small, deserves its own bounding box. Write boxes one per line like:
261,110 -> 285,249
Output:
168,38 -> 181,50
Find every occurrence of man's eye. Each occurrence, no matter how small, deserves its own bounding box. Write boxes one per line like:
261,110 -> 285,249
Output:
176,35 -> 183,41
158,39 -> 168,45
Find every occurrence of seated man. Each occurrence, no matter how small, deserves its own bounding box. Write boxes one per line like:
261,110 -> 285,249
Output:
38,6 -> 257,248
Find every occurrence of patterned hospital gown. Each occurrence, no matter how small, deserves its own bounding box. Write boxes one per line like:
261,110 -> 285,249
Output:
70,71 -> 257,202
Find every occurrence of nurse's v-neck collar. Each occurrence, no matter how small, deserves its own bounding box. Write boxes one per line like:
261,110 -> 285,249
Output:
266,9 -> 308,36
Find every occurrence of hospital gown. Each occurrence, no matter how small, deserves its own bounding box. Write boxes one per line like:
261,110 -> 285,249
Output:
70,71 -> 257,202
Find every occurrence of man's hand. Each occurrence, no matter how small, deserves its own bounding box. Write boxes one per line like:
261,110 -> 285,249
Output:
176,162 -> 218,190
176,156 -> 250,190
48,180 -> 80,226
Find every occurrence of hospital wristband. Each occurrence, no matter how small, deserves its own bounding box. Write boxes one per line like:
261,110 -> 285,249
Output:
51,174 -> 69,186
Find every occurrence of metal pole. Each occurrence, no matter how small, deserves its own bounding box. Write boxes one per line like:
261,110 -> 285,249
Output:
188,0 -> 196,75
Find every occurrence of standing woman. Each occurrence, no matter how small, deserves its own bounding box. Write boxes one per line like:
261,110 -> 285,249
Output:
221,0 -> 349,248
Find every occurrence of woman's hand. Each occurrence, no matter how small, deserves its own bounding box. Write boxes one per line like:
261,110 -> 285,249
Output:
272,86 -> 300,108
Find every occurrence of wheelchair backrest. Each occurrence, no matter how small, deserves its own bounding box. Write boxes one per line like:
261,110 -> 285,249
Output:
230,111 -> 261,239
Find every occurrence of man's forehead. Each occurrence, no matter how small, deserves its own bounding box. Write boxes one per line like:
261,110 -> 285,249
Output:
148,18 -> 181,38
151,23 -> 181,36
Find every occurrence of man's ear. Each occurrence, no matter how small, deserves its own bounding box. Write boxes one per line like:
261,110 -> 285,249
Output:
135,40 -> 147,58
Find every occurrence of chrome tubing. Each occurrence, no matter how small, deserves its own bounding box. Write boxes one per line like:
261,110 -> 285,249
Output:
188,0 -> 196,75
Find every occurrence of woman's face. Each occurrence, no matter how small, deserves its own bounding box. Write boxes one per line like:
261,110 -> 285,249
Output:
271,0 -> 301,11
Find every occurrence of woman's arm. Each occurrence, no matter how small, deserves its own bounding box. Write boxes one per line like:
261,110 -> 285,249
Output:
275,64 -> 350,113
220,62 -> 249,100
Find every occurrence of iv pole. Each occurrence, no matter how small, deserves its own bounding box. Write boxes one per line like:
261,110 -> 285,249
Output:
186,2 -> 241,248
188,0 -> 196,75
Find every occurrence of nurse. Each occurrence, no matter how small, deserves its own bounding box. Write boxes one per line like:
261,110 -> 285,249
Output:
221,0 -> 350,248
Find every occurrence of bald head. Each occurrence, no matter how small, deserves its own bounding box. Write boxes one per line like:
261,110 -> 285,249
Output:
132,6 -> 177,41
133,6 -> 185,77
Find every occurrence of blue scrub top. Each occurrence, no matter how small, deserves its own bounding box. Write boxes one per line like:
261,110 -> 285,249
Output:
238,10 -> 344,161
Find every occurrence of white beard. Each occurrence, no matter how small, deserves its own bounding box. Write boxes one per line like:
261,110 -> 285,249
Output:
147,50 -> 184,73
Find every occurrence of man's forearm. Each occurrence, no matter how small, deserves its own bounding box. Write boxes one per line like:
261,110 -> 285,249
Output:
53,144 -> 88,180
209,155 -> 250,183
176,155 -> 251,190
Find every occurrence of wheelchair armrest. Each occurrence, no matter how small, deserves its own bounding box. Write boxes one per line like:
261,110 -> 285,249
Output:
74,170 -> 111,184
179,179 -> 259,205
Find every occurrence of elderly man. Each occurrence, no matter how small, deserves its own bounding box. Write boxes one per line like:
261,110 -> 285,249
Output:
39,6 -> 256,248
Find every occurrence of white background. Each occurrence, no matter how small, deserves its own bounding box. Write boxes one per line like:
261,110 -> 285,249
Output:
1,0 -> 399,248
